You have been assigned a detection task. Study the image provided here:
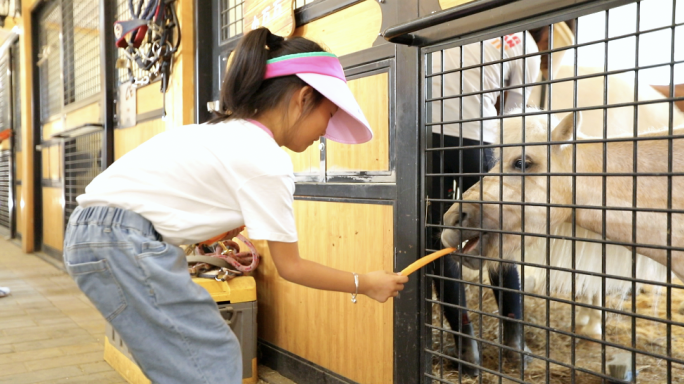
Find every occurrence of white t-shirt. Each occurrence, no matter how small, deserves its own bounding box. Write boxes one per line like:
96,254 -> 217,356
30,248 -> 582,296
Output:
430,32 -> 540,143
77,119 -> 298,246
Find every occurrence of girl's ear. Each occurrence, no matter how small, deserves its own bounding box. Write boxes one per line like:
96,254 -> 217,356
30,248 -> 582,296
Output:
291,85 -> 315,116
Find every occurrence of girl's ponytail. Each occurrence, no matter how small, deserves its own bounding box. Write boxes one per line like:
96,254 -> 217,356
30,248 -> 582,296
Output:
217,28 -> 271,120
209,28 -> 326,124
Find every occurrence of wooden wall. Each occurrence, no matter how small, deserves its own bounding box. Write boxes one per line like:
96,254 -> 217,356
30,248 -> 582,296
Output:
42,187 -> 63,251
267,5 -> 395,382
253,200 -> 395,384
293,1 -> 382,56
439,0 -> 476,10
115,1 -> 195,160
327,72 -> 390,172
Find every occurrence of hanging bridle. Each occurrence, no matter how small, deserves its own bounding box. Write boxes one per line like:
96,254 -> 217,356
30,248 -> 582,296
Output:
113,0 -> 180,118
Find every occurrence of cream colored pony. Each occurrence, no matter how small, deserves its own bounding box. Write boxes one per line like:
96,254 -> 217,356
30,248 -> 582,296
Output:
443,111 -> 684,335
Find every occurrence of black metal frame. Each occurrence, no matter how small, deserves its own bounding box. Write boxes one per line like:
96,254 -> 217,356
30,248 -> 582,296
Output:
9,36 -> 20,239
399,0 -> 684,383
32,0 -> 110,256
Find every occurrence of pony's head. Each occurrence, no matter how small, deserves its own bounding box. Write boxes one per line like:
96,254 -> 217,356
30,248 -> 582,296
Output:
441,110 -> 580,260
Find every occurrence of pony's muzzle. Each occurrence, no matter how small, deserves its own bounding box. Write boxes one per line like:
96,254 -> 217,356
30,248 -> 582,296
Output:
441,203 -> 483,249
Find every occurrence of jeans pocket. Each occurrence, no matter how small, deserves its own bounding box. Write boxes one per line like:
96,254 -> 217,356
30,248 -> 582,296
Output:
66,258 -> 127,322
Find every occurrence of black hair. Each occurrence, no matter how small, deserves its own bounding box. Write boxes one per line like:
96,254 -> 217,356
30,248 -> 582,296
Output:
209,28 -> 327,124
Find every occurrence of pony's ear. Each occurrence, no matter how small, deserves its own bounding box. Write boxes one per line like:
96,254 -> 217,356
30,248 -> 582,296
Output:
552,112 -> 581,143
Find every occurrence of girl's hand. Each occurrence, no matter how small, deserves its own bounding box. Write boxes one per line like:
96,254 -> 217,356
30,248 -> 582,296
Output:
359,271 -> 409,303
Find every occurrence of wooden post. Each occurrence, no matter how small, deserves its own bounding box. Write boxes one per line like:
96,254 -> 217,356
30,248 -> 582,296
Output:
18,0 -> 35,253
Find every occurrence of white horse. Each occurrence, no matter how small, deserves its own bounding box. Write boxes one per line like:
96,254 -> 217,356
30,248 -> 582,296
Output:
515,66 -> 683,337
442,111 -> 684,338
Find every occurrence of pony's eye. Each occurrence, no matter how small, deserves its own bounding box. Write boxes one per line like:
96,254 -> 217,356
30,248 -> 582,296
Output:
513,158 -> 531,170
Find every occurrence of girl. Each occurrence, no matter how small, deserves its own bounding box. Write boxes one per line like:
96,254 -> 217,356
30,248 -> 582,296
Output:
63,28 -> 407,384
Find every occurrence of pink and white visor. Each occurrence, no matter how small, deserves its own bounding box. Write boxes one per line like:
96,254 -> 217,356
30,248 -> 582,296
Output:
264,52 -> 373,144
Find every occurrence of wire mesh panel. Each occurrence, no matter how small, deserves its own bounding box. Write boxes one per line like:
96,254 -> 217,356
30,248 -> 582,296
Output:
0,150 -> 11,231
115,0 -> 151,85
0,51 -> 9,132
219,0 -> 244,43
63,0 -> 101,104
422,0 -> 684,382
38,2 -> 63,122
11,40 -> 21,150
64,131 -> 102,228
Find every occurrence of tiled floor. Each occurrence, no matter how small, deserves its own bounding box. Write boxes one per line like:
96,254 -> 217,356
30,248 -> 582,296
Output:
0,238 -> 279,384
0,239 -> 125,384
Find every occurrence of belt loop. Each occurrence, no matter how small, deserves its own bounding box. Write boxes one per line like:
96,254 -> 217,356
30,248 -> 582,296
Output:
103,207 -> 115,233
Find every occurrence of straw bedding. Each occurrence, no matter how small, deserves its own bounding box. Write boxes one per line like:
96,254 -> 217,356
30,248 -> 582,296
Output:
429,272 -> 684,383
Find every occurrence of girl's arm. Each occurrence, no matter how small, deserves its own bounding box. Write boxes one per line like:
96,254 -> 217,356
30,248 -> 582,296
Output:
267,241 -> 408,303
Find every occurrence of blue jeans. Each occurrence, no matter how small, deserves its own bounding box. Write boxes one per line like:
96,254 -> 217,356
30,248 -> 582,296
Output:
63,206 -> 242,384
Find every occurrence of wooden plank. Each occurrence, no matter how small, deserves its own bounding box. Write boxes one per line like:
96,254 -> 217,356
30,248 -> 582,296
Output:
285,140 -> 320,174
292,0 -> 382,57
18,2 -> 35,251
327,73 -> 389,172
49,145 -> 61,181
42,187 -> 64,252
163,0 -> 196,128
15,150 -> 22,182
252,200 -> 394,384
114,119 -> 165,160
136,84 -> 164,115
64,101 -> 101,130
42,119 -> 63,141
439,0 -> 476,10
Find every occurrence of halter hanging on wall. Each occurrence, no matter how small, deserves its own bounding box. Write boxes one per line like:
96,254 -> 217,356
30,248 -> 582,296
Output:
114,0 -> 181,119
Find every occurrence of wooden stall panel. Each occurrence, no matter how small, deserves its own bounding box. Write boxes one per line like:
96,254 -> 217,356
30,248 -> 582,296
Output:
64,102 -> 101,130
114,119 -> 165,160
42,119 -> 63,141
42,187 -> 64,251
440,0 -> 476,10
285,141 -> 320,174
41,145 -> 61,182
15,150 -> 22,182
293,0 -> 382,57
327,73 -> 389,172
137,84 -> 164,115
253,200 -> 394,384
49,145 -> 61,181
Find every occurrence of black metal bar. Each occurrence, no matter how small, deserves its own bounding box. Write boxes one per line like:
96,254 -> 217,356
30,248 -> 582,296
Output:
294,0 -> 363,26
394,40 -> 421,384
340,45 -> 395,72
195,0 -> 213,124
428,222 -> 684,255
294,183 -> 396,200
32,2 -> 47,251
382,0 -> 516,45
424,97 -> 684,126
100,0 -> 115,168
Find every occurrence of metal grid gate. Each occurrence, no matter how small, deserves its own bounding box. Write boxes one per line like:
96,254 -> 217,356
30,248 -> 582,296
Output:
0,51 -> 9,133
63,0 -> 102,104
0,150 -> 11,232
63,131 -> 102,228
38,2 -> 63,122
219,0 -> 244,43
421,0 -> 684,382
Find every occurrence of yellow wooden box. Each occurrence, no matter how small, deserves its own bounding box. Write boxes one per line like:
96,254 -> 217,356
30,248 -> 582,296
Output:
104,276 -> 258,384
